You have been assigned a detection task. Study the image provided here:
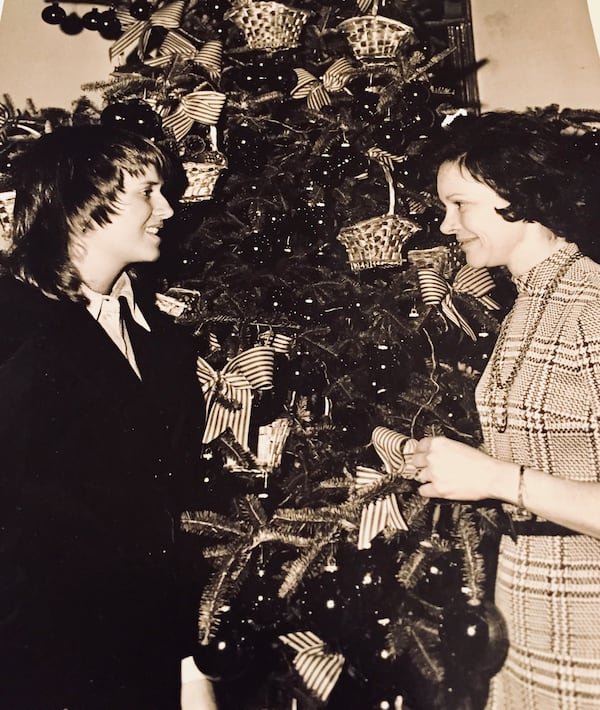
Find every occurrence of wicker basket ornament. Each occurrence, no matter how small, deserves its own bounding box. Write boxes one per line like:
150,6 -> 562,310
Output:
337,214 -> 420,271
180,151 -> 227,203
338,15 -> 415,64
224,0 -> 310,51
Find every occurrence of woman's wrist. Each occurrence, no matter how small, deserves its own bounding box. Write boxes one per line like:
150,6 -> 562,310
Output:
486,458 -> 524,504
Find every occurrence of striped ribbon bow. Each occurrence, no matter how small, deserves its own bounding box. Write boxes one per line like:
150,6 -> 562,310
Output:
197,345 -> 275,447
279,631 -> 345,703
372,425 -> 419,476
291,58 -> 356,111
110,0 -> 186,62
355,466 -> 408,549
257,330 -> 295,354
417,264 -> 498,341
356,0 -> 379,12
144,35 -> 223,81
454,264 -> 500,311
162,90 -> 226,142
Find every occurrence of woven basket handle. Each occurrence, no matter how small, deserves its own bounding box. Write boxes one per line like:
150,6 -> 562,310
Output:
367,146 -> 398,216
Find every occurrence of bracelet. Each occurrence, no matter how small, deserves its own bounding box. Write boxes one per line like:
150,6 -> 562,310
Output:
516,464 -> 526,516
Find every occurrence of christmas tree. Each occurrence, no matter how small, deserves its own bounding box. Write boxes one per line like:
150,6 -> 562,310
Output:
12,1 -> 591,708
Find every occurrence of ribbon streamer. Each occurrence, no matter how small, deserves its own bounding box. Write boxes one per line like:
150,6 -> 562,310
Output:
355,466 -> 408,549
110,0 -> 186,62
197,345 -> 275,448
291,58 -> 355,111
162,90 -> 226,142
417,265 -> 499,341
279,631 -> 345,704
145,35 -> 223,81
453,264 -> 500,311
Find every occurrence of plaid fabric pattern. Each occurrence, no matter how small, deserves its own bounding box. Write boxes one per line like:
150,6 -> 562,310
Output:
477,243 -> 600,709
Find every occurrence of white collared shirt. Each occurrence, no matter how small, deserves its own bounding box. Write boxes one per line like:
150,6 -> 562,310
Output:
81,272 -> 150,379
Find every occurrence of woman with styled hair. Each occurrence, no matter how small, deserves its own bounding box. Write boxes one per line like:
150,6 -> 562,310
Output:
0,125 -> 214,708
413,111 -> 600,708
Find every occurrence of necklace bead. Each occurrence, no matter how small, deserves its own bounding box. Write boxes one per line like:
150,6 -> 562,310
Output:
488,251 -> 583,433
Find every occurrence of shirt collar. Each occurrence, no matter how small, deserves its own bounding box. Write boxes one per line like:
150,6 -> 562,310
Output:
512,242 -> 581,296
82,272 -> 151,331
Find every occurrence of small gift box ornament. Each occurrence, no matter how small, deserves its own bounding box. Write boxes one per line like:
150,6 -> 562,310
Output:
224,0 -> 311,51
338,11 -> 415,65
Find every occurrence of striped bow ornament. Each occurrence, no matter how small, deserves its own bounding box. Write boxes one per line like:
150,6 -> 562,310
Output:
110,0 -> 186,62
144,36 -> 223,81
354,426 -> 419,549
291,58 -> 356,111
356,0 -> 379,12
417,264 -> 499,341
279,631 -> 345,703
257,330 -> 295,354
197,345 -> 275,447
162,90 -> 226,142
371,425 -> 420,476
355,466 -> 408,549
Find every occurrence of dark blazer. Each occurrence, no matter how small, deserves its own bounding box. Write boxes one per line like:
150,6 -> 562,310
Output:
0,274 -> 206,709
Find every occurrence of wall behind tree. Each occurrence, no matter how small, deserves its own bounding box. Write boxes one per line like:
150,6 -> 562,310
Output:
471,0 -> 600,111
0,1 -> 112,110
2,1 -> 600,113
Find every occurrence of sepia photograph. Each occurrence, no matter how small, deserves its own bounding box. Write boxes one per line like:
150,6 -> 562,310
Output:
2,1 -> 600,708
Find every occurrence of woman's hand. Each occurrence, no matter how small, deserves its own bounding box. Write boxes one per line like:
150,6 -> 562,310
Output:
412,436 -> 512,502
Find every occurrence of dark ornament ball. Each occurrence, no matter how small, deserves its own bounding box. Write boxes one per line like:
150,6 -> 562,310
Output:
41,3 -> 66,25
193,616 -> 258,681
199,0 -> 229,20
60,12 -> 84,35
402,80 -> 431,105
353,89 -> 381,121
101,101 -> 162,140
402,106 -> 437,140
293,565 -> 345,638
82,8 -> 101,31
286,353 -> 328,396
98,10 -> 122,40
416,548 -> 464,607
230,56 -> 296,94
130,0 -> 154,20
371,120 -> 406,153
439,599 -> 509,676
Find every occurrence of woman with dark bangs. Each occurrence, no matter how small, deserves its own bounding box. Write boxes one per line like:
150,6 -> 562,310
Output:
413,111 -> 600,709
0,125 -> 215,709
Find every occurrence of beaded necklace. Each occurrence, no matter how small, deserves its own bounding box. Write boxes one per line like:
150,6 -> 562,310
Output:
487,250 -> 583,433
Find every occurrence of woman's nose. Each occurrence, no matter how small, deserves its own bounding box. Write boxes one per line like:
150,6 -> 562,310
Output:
154,192 -> 174,220
439,209 -> 457,236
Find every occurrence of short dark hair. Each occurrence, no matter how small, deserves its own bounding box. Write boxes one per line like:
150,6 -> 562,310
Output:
435,110 -> 589,245
5,124 -> 171,301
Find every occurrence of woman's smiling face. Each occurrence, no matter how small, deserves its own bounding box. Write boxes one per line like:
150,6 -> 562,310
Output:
437,160 -> 528,271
